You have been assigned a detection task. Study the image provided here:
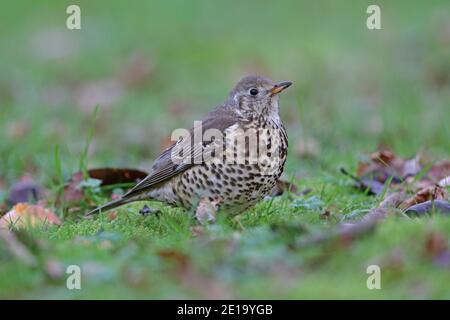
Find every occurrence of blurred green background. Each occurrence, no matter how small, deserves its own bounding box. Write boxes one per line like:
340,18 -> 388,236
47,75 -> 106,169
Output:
1,0 -> 449,181
1,0 -> 450,299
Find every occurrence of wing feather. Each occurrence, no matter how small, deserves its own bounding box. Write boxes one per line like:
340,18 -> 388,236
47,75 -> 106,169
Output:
123,107 -> 237,198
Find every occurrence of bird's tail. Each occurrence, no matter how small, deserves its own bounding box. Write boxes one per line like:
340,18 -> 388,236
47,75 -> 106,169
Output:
86,197 -> 134,216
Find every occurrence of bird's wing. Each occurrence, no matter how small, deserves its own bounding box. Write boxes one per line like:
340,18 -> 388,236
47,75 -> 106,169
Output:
123,108 -> 237,198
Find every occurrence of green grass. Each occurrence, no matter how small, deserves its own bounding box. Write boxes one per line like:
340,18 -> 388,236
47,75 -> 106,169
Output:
1,0 -> 450,299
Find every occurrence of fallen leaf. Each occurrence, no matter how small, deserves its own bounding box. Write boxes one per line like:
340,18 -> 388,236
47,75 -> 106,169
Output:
399,186 -> 448,210
340,167 -> 385,195
0,203 -> 61,230
424,231 -> 450,267
427,160 -> 450,183
7,176 -> 43,206
401,156 -> 422,178
87,168 -> 148,186
357,149 -> 419,184
59,172 -> 84,206
59,168 -> 149,207
370,149 -> 396,165
404,200 -> 450,216
379,191 -> 407,208
423,231 -> 448,258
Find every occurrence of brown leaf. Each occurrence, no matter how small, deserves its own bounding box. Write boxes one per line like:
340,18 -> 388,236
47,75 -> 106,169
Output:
401,156 -> 422,178
370,149 -> 396,165
424,232 -> 448,258
60,172 -> 84,206
357,149 -> 419,184
59,168 -> 149,206
427,160 -> 450,183
379,191 -> 407,208
87,168 -> 148,186
0,203 -> 61,230
399,186 -> 448,210
341,167 -> 386,195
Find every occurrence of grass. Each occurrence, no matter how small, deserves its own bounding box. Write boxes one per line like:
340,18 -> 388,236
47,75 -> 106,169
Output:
1,0 -> 450,299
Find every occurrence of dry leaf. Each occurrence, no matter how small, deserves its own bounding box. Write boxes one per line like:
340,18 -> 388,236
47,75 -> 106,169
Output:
370,149 -> 396,165
399,186 -> 448,210
7,175 -> 43,206
60,172 -> 84,206
0,203 -> 61,230
424,232 -> 448,258
428,160 -> 450,183
404,200 -> 450,216
59,168 -> 149,207
87,168 -> 148,186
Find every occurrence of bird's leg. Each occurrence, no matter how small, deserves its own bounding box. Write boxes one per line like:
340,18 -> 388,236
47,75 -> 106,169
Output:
139,204 -> 161,217
195,197 -> 221,224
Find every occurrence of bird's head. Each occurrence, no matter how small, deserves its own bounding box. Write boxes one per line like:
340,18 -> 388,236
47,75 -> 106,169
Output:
228,75 -> 292,121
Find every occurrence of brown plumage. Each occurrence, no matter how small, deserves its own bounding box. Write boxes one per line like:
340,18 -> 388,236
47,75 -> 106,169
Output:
87,75 -> 292,221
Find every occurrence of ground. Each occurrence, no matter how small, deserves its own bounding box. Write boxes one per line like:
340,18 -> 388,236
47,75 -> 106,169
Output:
1,0 -> 450,299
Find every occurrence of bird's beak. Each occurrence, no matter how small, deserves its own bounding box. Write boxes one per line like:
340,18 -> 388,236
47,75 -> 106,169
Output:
269,81 -> 293,96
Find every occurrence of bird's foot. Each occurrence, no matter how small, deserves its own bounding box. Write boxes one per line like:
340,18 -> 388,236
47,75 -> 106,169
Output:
195,198 -> 220,224
139,204 -> 161,217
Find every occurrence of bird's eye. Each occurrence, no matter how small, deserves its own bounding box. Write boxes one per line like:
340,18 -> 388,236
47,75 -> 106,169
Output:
249,88 -> 259,96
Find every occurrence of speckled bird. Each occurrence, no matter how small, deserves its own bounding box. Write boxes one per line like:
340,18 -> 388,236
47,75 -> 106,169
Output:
87,75 -> 292,222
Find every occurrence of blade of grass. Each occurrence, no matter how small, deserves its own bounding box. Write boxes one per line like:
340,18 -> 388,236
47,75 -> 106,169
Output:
79,105 -> 100,179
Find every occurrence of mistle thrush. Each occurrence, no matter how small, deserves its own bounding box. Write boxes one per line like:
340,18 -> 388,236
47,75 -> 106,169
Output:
87,75 -> 292,221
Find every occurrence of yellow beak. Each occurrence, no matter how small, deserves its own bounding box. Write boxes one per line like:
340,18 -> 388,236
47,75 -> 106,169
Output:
269,81 -> 293,96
